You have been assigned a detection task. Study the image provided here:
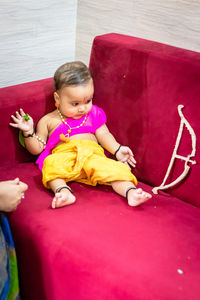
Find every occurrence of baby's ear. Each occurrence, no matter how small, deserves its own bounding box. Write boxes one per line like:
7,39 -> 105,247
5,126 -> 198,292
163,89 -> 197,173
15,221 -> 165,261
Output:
54,91 -> 59,102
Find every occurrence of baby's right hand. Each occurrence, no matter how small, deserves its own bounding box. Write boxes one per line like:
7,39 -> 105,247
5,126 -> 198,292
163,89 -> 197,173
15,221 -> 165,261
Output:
10,108 -> 34,133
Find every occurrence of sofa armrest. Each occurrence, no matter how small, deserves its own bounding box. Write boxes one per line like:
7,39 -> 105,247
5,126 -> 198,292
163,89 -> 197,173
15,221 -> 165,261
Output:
0,78 -> 55,166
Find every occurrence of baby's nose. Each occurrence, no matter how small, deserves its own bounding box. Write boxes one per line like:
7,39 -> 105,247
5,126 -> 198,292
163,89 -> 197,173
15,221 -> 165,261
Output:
78,105 -> 85,112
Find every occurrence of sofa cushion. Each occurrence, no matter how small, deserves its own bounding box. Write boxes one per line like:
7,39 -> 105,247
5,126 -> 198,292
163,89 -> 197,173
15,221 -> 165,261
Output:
1,162 -> 200,300
90,33 -> 200,207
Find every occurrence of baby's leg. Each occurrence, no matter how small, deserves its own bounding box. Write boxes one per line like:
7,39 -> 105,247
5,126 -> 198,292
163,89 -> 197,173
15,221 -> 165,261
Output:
111,181 -> 152,207
48,178 -> 76,209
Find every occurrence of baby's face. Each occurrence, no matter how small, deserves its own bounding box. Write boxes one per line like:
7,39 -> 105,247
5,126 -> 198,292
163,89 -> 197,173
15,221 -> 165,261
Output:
54,79 -> 94,119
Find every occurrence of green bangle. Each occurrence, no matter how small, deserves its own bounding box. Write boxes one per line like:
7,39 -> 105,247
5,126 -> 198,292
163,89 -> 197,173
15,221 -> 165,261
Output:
19,131 -> 25,148
19,130 -> 35,148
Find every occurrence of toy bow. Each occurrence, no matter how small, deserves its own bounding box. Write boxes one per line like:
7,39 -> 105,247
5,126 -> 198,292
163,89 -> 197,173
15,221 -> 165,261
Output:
152,105 -> 197,194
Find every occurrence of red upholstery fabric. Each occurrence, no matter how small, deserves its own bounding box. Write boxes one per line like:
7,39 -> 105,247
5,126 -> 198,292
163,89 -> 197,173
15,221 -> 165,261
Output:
0,163 -> 200,300
90,33 -> 200,207
0,34 -> 200,300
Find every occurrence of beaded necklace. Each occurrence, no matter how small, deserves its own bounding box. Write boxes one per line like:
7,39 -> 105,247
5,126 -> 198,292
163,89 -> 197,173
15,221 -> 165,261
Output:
57,108 -> 88,142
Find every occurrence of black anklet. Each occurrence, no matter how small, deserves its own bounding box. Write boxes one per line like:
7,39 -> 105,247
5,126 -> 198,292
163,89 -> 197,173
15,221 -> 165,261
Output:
55,186 -> 73,194
126,187 -> 136,200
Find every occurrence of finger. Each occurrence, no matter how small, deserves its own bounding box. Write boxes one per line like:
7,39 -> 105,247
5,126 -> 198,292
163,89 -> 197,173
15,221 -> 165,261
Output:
129,156 -> 136,164
20,108 -> 26,116
128,161 -> 136,168
127,158 -> 135,166
129,160 -> 136,167
128,150 -> 134,157
19,182 -> 28,192
128,157 -> 134,164
13,178 -> 20,184
15,111 -> 23,120
10,114 -> 20,122
23,182 -> 28,191
128,159 -> 136,166
9,122 -> 20,128
127,152 -> 136,163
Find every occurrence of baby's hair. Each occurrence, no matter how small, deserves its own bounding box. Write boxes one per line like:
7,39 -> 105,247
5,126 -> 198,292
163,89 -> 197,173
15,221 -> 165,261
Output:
54,61 -> 92,90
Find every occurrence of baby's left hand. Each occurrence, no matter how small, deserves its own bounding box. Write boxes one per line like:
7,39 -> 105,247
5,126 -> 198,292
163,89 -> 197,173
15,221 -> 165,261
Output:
116,146 -> 136,168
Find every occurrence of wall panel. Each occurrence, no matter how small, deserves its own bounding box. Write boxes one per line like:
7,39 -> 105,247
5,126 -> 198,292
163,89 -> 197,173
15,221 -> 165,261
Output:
76,0 -> 200,64
0,0 -> 77,87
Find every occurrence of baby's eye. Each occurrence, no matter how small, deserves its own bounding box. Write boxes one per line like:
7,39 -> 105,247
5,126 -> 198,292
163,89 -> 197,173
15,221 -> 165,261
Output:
87,99 -> 92,104
72,102 -> 79,107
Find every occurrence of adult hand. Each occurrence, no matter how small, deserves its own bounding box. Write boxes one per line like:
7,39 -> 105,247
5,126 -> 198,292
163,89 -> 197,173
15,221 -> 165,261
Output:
116,146 -> 136,168
10,108 -> 34,134
0,178 -> 28,212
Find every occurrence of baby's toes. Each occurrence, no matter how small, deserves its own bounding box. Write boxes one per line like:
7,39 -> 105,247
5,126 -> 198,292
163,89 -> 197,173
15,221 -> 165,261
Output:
52,197 -> 57,209
68,194 -> 76,204
52,193 -> 63,208
128,189 -> 151,207
140,191 -> 151,201
136,188 -> 143,194
145,192 -> 152,199
56,197 -> 64,207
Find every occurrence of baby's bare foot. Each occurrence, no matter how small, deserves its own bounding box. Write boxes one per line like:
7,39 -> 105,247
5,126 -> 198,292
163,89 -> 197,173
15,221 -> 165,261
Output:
127,188 -> 152,207
52,189 -> 76,209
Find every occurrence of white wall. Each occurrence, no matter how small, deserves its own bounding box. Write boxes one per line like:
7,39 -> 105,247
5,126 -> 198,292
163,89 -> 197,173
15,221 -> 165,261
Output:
76,0 -> 200,64
0,0 -> 77,87
1,0 -> 200,87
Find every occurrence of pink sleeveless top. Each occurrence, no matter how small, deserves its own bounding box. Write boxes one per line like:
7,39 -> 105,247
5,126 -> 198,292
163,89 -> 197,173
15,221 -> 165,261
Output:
36,105 -> 107,170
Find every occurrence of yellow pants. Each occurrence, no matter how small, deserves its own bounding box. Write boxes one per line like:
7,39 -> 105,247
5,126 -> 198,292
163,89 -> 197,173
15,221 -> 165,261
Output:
42,140 -> 137,188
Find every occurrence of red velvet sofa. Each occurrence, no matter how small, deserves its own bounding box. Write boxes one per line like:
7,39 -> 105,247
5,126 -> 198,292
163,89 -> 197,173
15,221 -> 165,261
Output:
0,33 -> 200,300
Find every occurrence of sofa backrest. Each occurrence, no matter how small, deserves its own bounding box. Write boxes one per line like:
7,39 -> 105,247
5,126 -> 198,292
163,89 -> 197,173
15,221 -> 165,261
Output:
0,78 -> 55,166
89,33 -> 200,207
0,34 -> 199,207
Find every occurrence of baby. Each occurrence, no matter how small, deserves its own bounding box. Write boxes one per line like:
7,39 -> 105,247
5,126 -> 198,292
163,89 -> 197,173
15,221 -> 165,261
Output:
10,61 -> 151,208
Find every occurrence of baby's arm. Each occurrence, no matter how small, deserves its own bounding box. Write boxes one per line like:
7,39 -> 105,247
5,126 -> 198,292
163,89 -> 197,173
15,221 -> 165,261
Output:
95,124 -> 136,168
10,108 -> 48,155
95,124 -> 120,154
